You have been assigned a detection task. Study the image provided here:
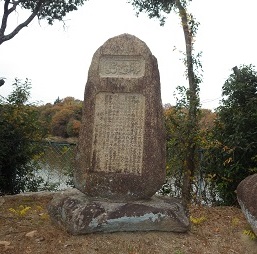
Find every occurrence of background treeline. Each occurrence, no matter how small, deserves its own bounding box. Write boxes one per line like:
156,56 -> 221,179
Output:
38,96 -> 82,138
36,97 -> 216,139
31,95 -> 217,140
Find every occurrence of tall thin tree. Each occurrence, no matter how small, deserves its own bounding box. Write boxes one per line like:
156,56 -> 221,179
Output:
129,0 -> 202,211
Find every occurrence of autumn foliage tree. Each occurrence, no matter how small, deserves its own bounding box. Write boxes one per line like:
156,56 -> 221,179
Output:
67,119 -> 81,137
38,96 -> 82,138
163,98 -> 216,201
163,103 -> 189,197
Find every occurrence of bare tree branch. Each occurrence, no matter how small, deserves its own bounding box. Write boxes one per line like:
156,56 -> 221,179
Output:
0,0 -> 22,36
0,0 -> 44,45
8,0 -> 22,14
0,0 -> 10,36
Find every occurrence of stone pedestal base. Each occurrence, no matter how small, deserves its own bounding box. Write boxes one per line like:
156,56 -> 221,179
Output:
47,189 -> 189,235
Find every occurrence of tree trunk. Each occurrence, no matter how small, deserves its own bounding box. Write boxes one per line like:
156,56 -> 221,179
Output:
175,0 -> 198,213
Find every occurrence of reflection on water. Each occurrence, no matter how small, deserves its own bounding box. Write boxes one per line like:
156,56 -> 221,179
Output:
35,142 -> 76,191
36,163 -> 71,190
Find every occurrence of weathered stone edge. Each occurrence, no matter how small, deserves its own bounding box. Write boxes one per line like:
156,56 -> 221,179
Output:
237,199 -> 257,236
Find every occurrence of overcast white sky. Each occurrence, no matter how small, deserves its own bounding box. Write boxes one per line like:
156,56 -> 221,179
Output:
1,0 -> 257,110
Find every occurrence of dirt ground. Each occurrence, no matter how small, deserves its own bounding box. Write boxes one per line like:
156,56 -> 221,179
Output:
0,192 -> 257,254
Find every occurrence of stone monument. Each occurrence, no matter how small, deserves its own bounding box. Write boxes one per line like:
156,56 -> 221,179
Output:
48,34 -> 189,234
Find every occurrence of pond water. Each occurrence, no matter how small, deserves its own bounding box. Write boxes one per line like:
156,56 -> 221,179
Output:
34,142 -> 76,191
35,163 -> 72,191
33,142 -> 220,205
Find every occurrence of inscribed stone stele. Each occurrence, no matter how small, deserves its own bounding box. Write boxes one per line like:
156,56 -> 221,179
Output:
74,33 -> 166,201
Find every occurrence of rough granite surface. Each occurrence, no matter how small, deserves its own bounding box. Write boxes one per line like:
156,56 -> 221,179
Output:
237,174 -> 257,235
48,189 -> 189,235
74,33 -> 166,201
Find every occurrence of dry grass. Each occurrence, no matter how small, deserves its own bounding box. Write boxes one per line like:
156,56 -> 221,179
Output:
0,192 -> 256,254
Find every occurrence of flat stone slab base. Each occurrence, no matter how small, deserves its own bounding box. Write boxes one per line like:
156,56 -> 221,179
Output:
47,189 -> 189,235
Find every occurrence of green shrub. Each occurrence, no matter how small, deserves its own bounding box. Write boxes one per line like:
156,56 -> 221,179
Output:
0,79 -> 45,194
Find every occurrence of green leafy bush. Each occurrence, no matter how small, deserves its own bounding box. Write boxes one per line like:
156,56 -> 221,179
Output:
0,79 -> 45,194
204,65 -> 257,205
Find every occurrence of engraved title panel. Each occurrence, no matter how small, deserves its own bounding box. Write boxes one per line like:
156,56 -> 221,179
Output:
99,56 -> 145,78
91,92 -> 145,175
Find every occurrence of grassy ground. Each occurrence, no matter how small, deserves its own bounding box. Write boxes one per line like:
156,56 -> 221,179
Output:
0,192 -> 256,254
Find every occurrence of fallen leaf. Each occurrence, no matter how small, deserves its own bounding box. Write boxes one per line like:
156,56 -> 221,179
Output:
4,245 -> 14,251
25,230 -> 38,238
0,241 -> 10,246
36,237 -> 45,242
39,213 -> 49,220
0,241 -> 13,251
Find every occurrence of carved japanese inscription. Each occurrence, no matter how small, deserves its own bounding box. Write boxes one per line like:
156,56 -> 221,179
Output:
91,92 -> 145,175
99,56 -> 145,78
